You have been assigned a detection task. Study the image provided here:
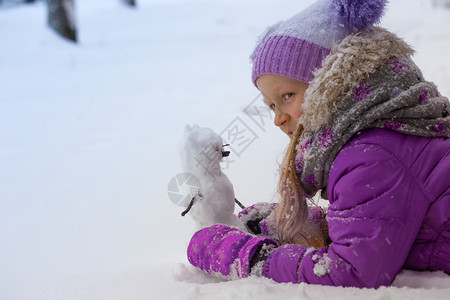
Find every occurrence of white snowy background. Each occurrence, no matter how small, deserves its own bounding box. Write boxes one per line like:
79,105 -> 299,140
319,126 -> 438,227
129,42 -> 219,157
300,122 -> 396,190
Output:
1,0 -> 449,299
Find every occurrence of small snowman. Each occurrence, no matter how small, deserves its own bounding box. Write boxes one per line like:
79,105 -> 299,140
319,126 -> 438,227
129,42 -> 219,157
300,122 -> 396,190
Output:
179,124 -> 244,229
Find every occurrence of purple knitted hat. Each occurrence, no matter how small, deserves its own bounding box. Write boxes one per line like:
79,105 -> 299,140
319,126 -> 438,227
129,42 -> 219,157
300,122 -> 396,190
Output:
251,0 -> 387,86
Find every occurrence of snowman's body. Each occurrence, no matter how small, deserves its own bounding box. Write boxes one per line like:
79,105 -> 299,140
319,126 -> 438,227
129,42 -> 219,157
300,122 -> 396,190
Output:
180,125 -> 241,228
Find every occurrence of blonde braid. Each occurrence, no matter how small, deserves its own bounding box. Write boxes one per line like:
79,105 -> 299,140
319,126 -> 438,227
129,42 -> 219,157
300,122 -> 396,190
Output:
275,123 -> 326,247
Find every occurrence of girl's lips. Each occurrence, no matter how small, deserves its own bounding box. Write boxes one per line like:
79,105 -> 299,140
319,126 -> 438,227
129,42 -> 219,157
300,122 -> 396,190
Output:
288,131 -> 293,138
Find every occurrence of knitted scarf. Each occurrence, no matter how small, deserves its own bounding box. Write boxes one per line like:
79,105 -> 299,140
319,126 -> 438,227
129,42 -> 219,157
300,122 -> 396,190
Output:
294,29 -> 450,198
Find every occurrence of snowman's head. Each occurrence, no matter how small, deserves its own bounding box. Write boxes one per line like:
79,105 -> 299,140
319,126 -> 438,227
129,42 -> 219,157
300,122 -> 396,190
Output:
180,124 -> 229,173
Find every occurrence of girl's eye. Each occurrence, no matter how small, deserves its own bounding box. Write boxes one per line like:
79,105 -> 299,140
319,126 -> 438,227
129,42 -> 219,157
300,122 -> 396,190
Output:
283,93 -> 293,101
265,102 -> 276,111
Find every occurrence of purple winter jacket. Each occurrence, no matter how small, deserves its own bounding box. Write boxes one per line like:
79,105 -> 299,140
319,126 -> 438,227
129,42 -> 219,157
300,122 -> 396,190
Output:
263,128 -> 449,287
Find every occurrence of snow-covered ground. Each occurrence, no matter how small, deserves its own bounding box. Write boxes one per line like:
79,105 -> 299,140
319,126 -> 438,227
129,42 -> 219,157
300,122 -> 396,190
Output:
0,0 -> 449,299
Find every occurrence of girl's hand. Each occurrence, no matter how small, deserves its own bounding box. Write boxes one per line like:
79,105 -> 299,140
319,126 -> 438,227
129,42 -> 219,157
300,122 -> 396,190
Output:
187,224 -> 277,279
238,203 -> 328,242
238,202 -> 278,236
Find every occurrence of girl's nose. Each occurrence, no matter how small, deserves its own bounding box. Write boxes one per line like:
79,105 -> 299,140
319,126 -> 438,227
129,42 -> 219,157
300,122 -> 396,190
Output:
274,109 -> 289,127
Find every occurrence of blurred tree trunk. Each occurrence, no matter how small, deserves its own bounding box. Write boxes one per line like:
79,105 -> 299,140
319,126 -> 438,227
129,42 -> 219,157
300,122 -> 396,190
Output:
121,0 -> 136,6
432,0 -> 450,8
1,0 -> 36,6
47,0 -> 77,42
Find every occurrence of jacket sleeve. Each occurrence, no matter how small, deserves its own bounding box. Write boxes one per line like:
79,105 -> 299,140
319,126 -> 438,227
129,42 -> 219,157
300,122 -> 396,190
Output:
262,142 -> 430,288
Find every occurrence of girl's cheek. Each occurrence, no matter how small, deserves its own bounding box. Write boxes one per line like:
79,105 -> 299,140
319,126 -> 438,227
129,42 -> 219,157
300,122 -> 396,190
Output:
291,107 -> 303,120
292,98 -> 305,119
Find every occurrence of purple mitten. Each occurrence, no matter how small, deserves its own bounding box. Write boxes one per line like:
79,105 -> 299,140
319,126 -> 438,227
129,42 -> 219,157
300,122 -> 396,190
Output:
237,202 -> 277,235
308,206 -> 327,230
238,204 -> 327,241
187,224 -> 277,279
257,205 -> 327,240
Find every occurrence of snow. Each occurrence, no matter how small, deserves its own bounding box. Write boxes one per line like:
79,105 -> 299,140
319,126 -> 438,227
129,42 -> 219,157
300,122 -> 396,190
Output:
312,253 -> 331,277
0,0 -> 449,299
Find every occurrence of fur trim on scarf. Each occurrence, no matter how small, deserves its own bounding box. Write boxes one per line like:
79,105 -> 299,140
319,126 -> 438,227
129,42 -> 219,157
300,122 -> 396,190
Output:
300,27 -> 415,134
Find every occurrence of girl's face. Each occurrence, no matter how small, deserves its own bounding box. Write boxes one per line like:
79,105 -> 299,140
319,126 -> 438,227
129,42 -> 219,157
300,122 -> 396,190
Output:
256,74 -> 309,139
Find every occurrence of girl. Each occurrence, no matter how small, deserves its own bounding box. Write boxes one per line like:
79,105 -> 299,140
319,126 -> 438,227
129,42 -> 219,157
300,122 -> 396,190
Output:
186,0 -> 450,288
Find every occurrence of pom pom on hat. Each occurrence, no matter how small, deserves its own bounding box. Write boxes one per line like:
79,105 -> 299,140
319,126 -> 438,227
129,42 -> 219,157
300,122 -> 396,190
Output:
331,0 -> 388,31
